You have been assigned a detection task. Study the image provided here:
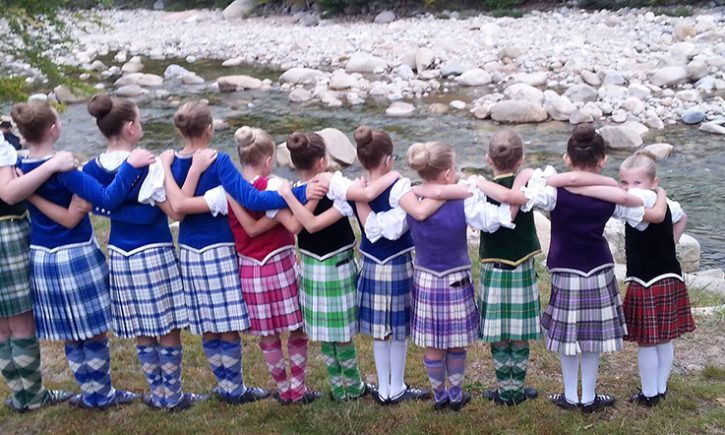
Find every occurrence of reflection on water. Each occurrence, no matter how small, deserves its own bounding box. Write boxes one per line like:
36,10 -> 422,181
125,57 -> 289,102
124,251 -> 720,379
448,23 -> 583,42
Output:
44,67 -> 724,270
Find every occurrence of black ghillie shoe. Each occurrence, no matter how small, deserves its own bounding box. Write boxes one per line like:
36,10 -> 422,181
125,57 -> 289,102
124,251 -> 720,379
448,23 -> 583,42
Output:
224,387 -> 271,405
388,385 -> 430,405
96,390 -> 142,410
168,393 -> 208,412
292,390 -> 322,405
450,391 -> 472,412
629,391 -> 661,408
433,396 -> 449,411
548,393 -> 578,410
524,387 -> 539,400
581,394 -> 616,413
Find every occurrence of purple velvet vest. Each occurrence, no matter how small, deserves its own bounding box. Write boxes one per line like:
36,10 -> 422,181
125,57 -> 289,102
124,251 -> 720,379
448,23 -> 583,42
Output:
407,200 -> 470,274
547,188 -> 615,274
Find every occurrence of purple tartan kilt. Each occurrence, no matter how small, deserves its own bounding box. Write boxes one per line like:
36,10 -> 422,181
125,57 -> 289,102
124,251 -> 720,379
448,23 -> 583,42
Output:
411,268 -> 478,349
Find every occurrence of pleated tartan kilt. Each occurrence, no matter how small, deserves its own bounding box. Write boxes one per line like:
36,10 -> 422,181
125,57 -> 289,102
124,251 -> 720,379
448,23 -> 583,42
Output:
30,241 -> 111,341
0,219 -> 33,318
357,253 -> 413,341
179,245 -> 250,335
478,258 -> 541,342
623,277 -> 696,345
108,246 -> 188,339
239,248 -> 304,336
411,268 -> 479,349
299,249 -> 358,343
541,267 -> 627,356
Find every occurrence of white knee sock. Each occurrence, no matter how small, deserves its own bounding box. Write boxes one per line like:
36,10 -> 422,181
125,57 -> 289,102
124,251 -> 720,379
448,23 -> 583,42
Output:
637,346 -> 659,397
373,340 -> 391,400
560,353 -> 579,404
580,352 -> 600,405
656,342 -> 674,395
389,340 -> 408,399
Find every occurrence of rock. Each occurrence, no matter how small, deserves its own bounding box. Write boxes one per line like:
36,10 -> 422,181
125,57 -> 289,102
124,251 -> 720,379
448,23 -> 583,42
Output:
213,118 -> 229,131
276,143 -> 293,168
429,103 -> 449,115
564,84 -> 598,103
695,76 -> 716,92
504,83 -> 544,104
611,109 -> 627,123
53,85 -> 85,104
699,121 -> 725,135
440,63 -> 466,77
628,83 -> 651,100
393,64 -> 415,79
185,55 -> 197,64
490,100 -> 548,123
346,53 -> 388,73
456,69 -> 491,87
369,83 -> 392,96
400,49 -> 417,70
511,71 -> 548,87
385,101 -> 415,117
449,100 -> 466,110
217,75 -> 263,91
346,92 -> 365,106
298,13 -> 320,27
686,60 -> 708,81
681,108 -> 705,125
604,218 -> 626,264
598,84 -> 628,101
672,20 -> 696,41
222,57 -> 244,67
534,211 -> 551,257
580,70 -> 601,87
623,121 -> 649,137
114,51 -> 127,63
675,89 -> 701,103
374,10 -> 396,24
677,233 -> 700,273
329,71 -> 358,90
28,93 -> 48,102
569,110 -> 594,124
289,88 -> 313,103
643,143 -> 674,160
316,128 -> 356,165
223,0 -> 255,20
415,48 -> 435,73
599,125 -> 643,149
279,68 -> 324,85
121,60 -> 144,74
622,96 -> 645,114
115,73 -> 163,87
470,101 -> 494,119
164,64 -> 191,79
498,46 -> 524,61
645,112 -> 664,129
603,70 -> 626,86
543,91 -> 576,121
650,66 -> 688,88
89,60 -> 107,72
115,84 -> 146,97
581,102 -> 603,119
181,74 -> 205,85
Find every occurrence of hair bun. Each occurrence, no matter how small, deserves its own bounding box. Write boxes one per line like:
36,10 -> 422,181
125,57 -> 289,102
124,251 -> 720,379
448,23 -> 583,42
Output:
234,126 -> 255,148
353,126 -> 373,148
87,93 -> 113,119
572,124 -> 596,142
10,103 -> 34,125
407,142 -> 431,172
286,131 -> 309,152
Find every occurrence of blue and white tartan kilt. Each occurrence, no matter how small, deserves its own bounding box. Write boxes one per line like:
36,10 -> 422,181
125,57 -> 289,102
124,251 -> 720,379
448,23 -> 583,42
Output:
30,241 -> 111,341
108,245 -> 188,339
179,244 -> 250,335
357,253 -> 413,341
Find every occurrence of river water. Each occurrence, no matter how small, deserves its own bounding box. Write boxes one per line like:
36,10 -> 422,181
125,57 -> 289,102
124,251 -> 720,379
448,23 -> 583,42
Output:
22,59 -> 725,269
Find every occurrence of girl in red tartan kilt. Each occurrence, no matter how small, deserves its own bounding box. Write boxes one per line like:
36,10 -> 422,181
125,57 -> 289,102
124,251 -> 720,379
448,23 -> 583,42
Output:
225,126 -> 321,405
618,151 -> 695,407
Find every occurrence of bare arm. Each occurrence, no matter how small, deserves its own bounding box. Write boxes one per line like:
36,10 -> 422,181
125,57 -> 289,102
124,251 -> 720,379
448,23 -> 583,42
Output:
228,195 -> 279,237
27,194 -> 90,229
642,188 -> 667,224
566,185 -> 644,207
0,152 -> 76,204
397,190 -> 446,221
160,151 -> 213,216
280,183 -> 343,233
412,183 -> 471,201
673,213 -> 687,244
546,171 -> 619,188
355,201 -> 373,227
157,200 -> 183,222
344,171 -> 400,202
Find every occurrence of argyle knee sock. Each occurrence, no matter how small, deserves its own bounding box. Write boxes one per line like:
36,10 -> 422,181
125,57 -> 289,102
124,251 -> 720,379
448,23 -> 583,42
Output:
509,343 -> 530,402
491,342 -> 512,400
320,342 -> 345,400
158,345 -> 183,407
84,338 -> 116,407
287,335 -> 309,402
423,356 -> 447,403
64,341 -> 93,406
11,337 -> 47,409
202,339 -> 225,394
335,342 -> 364,398
136,344 -> 164,407
0,338 -> 23,409
259,338 -> 290,401
446,349 -> 467,403
220,339 -> 245,398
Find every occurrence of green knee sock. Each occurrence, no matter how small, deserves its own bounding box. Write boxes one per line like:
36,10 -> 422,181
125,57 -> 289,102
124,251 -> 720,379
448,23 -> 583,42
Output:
335,343 -> 364,398
320,343 -> 345,400
0,338 -> 23,408
491,342 -> 513,400
509,343 -> 530,402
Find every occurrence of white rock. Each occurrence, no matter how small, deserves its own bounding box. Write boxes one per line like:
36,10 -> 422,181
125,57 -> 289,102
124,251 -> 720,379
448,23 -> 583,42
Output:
580,70 -> 601,87
677,233 -> 700,273
440,63 -> 466,77
650,66 -> 688,88
603,70 -> 626,86
643,143 -> 674,160
385,101 -> 415,117
686,60 -> 708,81
429,103 -> 449,115
622,96 -> 645,114
645,113 -> 664,130
581,102 -> 603,119
115,73 -> 163,87
181,74 -> 204,85
599,125 -> 643,149
672,20 -> 696,41
598,84 -> 628,101
415,48 -> 435,73
449,100 -> 466,110
374,10 -> 396,24
121,60 -> 144,73
498,46 -> 524,61
611,109 -> 628,123
675,89 -> 701,103
543,91 -> 576,121
628,83 -> 651,100
329,71 -> 358,90
276,142 -> 293,168
279,68 -> 324,85
185,55 -> 197,64
346,53 -> 388,73
564,84 -> 598,103
534,211 -> 551,257
113,51 -> 127,63
223,0 -> 255,20
288,88 -> 313,103
456,69 -> 491,87
316,128 -> 357,165
222,57 -> 245,67
470,102 -> 494,119
53,85 -> 85,104
490,100 -> 548,123
699,122 -> 725,135
569,110 -> 594,124
89,60 -> 107,72
511,71 -> 548,87
116,84 -> 147,97
369,83 -> 392,96
346,92 -> 365,106
623,121 -> 649,137
28,93 -> 48,102
217,75 -> 263,91
164,64 -> 191,79
393,64 -> 415,79
504,83 -> 544,104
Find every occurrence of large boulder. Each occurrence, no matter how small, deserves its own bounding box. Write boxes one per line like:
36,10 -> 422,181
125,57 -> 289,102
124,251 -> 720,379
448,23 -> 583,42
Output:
700,121 -> 725,135
53,85 -> 86,104
163,64 -> 191,79
643,143 -> 674,160
534,211 -> 551,257
677,233 -> 700,273
385,101 -> 416,117
279,67 -> 324,85
598,125 -> 643,149
316,128 -> 357,166
345,53 -> 388,73
222,0 -> 255,20
543,91 -> 576,121
115,84 -> 147,97
217,75 -> 263,92
504,83 -> 544,104
288,88 -> 313,103
456,69 -> 492,87
604,218 -> 626,264
415,48 -> 435,73
511,71 -> 548,87
329,71 -> 358,90
564,84 -> 598,103
490,100 -> 548,123
650,66 -> 688,88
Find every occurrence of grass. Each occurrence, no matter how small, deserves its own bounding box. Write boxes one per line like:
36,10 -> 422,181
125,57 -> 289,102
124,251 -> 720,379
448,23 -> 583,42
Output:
1,219 -> 724,434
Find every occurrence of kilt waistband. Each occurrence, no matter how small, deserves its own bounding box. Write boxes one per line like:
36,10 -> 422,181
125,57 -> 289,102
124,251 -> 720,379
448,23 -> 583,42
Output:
0,211 -> 29,222
491,262 -> 516,271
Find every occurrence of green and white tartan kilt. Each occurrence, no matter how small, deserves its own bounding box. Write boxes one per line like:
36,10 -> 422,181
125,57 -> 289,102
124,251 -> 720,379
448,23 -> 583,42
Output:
299,249 -> 358,342
478,258 -> 542,342
0,219 -> 33,317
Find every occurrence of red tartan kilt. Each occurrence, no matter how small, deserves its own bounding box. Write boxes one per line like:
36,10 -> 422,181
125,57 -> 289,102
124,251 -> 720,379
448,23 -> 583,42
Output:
623,277 -> 696,345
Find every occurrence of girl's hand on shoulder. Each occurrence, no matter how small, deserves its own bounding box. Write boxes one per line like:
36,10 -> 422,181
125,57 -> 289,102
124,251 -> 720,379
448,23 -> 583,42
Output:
191,149 -> 217,172
351,177 -> 367,189
71,195 -> 91,214
159,150 -> 175,167
49,151 -> 76,172
312,171 -> 333,188
127,148 -> 156,168
279,180 -> 293,198
305,181 -> 327,200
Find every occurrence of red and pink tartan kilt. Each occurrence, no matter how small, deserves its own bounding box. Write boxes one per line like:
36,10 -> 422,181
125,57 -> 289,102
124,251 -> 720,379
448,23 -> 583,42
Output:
623,277 -> 696,345
239,248 -> 304,336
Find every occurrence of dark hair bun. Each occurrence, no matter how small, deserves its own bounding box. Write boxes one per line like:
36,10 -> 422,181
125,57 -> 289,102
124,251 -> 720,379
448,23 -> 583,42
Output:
572,124 -> 596,142
354,126 -> 373,148
10,103 -> 34,124
87,93 -> 113,119
286,131 -> 309,152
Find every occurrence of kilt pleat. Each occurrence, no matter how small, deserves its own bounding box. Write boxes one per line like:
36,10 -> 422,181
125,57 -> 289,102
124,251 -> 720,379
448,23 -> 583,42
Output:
623,278 -> 695,345
30,241 -> 111,341
108,246 -> 188,339
299,250 -> 357,342
478,258 -> 541,342
541,268 -> 627,355
179,245 -> 250,335
0,219 -> 33,317
411,268 -> 479,349
357,254 -> 413,341
239,248 -> 304,336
